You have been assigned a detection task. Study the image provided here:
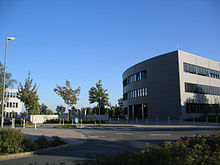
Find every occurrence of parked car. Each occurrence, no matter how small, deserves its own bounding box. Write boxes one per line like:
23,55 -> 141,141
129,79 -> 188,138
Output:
0,117 -> 11,125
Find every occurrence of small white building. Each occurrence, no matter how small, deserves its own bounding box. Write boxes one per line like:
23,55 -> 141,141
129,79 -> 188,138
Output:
4,89 -> 22,117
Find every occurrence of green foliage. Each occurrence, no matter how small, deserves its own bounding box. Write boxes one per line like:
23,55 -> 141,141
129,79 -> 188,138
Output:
54,80 -> 80,111
56,105 -> 66,115
0,129 -> 33,154
50,136 -> 66,147
78,134 -> 220,165
108,105 -> 125,118
0,129 -> 67,154
17,72 -> 40,115
45,109 -> 54,115
89,80 -> 109,115
39,103 -> 48,114
33,136 -> 50,149
0,62 -> 17,114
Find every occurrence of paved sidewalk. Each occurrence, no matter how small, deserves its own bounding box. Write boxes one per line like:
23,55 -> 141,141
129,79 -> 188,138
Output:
19,128 -> 86,143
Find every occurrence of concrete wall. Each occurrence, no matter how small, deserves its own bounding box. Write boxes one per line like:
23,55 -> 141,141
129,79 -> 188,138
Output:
178,50 -> 220,119
30,115 -> 59,123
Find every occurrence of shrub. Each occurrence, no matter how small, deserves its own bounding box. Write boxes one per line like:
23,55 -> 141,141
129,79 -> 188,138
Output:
33,136 -> 50,149
50,136 -> 66,147
0,129 -> 67,155
0,129 -> 33,154
77,134 -> 220,165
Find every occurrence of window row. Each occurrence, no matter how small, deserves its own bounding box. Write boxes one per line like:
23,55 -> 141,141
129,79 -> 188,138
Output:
7,92 -> 18,98
123,71 -> 146,87
123,88 -> 148,100
6,102 -> 19,108
185,83 -> 220,96
186,103 -> 220,113
183,63 -> 220,79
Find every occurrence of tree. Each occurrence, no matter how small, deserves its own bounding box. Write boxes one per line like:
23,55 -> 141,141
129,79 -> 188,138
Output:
54,80 -> 80,119
0,62 -> 17,114
56,105 -> 66,115
45,109 -> 54,115
39,103 -> 48,114
89,80 -> 109,124
17,72 -> 40,115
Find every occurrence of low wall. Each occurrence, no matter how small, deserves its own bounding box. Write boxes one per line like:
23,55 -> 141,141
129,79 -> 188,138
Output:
30,115 -> 59,123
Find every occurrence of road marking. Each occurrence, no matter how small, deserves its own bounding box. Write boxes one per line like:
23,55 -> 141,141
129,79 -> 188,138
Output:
116,133 -> 133,135
150,134 -> 171,136
88,136 -> 99,138
88,135 -> 106,139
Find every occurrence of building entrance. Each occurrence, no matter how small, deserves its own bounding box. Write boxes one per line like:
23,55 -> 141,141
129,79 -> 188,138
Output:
128,104 -> 148,119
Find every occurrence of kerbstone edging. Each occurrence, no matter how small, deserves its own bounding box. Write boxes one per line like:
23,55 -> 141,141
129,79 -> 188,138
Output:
0,133 -> 87,161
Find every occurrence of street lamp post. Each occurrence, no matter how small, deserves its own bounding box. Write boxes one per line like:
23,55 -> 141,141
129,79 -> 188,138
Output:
1,37 -> 15,128
99,97 -> 101,125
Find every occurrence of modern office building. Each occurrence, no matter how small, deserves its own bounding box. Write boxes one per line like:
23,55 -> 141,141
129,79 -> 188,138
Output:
4,89 -> 22,117
122,50 -> 220,120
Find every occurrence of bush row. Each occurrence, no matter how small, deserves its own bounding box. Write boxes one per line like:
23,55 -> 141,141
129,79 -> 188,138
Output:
0,129 -> 66,154
78,134 -> 220,165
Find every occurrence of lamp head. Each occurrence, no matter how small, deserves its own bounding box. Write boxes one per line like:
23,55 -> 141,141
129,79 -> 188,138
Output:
7,37 -> 15,40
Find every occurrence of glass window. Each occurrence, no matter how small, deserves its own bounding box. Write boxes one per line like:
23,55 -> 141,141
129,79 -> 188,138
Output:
10,102 -> 12,108
10,92 -> 12,98
13,102 -> 15,108
16,103 -> 18,108
145,88 -> 148,96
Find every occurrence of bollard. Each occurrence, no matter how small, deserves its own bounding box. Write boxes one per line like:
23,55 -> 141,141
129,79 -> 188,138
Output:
23,119 -> 26,128
35,123 -> 37,130
156,116 -> 159,124
118,118 -> 119,124
59,119 -> 61,125
110,118 -> 111,124
63,119 -> 64,125
11,118 -> 15,129
95,121 -> 96,126
168,116 -> 170,124
136,117 -> 138,124
72,119 -> 73,125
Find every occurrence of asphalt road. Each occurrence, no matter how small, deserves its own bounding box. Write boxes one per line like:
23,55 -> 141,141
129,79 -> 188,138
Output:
0,126 -> 219,165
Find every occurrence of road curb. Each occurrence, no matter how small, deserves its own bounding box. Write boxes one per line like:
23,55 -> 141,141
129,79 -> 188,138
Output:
0,131 -> 87,161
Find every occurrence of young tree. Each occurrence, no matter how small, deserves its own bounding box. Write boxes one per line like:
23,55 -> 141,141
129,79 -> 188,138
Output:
54,80 -> 80,119
39,103 -> 48,114
89,80 -> 109,124
17,72 -> 40,115
56,105 -> 66,115
0,62 -> 17,114
45,109 -> 54,115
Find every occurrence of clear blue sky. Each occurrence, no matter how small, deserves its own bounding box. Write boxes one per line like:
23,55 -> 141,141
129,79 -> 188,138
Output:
0,0 -> 219,112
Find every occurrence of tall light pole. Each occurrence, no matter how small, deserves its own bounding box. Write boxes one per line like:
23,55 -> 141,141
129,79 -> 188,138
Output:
98,97 -> 101,125
1,37 -> 15,128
